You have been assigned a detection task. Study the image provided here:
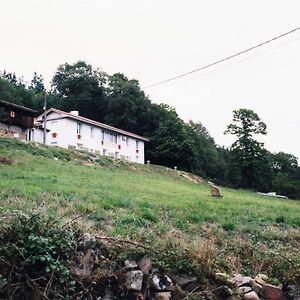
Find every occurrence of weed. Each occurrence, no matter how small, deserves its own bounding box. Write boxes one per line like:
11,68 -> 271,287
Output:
0,210 -> 77,299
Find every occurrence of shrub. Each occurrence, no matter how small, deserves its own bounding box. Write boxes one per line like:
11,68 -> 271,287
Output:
0,210 -> 77,299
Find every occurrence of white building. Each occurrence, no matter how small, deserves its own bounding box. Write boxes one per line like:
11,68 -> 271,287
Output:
30,108 -> 149,164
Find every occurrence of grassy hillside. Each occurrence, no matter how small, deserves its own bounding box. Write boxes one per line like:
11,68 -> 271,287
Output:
0,138 -> 299,283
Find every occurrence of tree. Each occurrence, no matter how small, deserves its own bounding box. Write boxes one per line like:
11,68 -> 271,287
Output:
188,121 -> 220,178
51,61 -> 107,121
29,72 -> 45,94
146,104 -> 198,171
224,108 -> 270,189
270,152 -> 300,199
103,73 -> 154,135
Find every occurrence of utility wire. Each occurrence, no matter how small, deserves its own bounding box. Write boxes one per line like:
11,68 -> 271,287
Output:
143,26 -> 300,89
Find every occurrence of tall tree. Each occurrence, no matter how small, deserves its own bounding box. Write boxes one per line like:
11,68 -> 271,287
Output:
224,108 -> 270,189
51,61 -> 107,121
29,72 -> 45,94
103,73 -> 154,135
188,121 -> 220,178
147,104 -> 198,171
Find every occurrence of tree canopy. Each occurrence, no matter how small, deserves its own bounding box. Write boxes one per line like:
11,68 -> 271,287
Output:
1,63 -> 300,199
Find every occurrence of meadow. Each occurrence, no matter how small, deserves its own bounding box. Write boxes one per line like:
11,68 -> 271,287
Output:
0,138 -> 299,283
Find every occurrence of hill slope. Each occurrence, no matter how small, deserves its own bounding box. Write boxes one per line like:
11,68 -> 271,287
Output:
0,138 -> 300,283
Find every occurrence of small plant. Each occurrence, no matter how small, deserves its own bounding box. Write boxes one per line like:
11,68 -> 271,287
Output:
222,222 -> 235,231
0,210 -> 77,299
275,215 -> 286,224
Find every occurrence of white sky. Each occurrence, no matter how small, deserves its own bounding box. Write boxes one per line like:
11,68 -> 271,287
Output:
1,0 -> 300,159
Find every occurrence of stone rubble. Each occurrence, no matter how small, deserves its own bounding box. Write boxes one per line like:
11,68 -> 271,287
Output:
69,233 -> 300,300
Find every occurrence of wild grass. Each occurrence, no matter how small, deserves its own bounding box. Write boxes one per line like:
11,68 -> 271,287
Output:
0,138 -> 300,282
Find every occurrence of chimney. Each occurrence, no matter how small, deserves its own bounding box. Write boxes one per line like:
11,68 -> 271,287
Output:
70,110 -> 79,116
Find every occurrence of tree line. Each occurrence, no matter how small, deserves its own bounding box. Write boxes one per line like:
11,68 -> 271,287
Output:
1,61 -> 299,199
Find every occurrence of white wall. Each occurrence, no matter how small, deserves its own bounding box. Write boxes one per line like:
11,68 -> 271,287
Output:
34,116 -> 145,164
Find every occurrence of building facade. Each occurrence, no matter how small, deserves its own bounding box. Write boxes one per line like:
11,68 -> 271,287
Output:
31,108 -> 148,164
0,100 -> 37,140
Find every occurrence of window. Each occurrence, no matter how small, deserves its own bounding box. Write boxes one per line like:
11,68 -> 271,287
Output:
10,111 -> 15,118
109,132 -> 117,144
126,137 -> 129,146
76,122 -> 81,134
90,127 -> 94,137
136,140 -> 139,149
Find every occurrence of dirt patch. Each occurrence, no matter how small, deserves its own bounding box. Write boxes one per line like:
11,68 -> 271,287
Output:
0,156 -> 13,165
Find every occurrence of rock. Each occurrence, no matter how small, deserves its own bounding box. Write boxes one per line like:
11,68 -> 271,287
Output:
239,286 -> 252,294
131,292 -> 144,300
171,273 -> 197,288
71,249 -> 95,278
260,284 -> 283,300
124,259 -> 139,270
213,285 -> 234,297
283,284 -> 300,299
254,274 -> 268,286
226,296 -> 240,300
232,274 -> 253,287
138,256 -> 152,275
249,280 -> 262,294
150,274 -> 174,291
78,233 -> 96,250
243,291 -> 260,300
125,270 -> 143,291
154,292 -> 171,300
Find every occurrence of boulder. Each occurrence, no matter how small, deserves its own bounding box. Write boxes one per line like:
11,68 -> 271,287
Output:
232,274 -> 253,287
239,286 -> 252,294
154,292 -> 172,300
254,274 -> 268,286
250,280 -> 262,294
78,233 -> 96,250
138,256 -> 152,275
125,270 -> 143,291
71,249 -> 95,278
150,274 -> 174,291
283,284 -> 300,299
213,285 -> 234,298
171,273 -> 197,288
124,259 -> 139,270
260,284 -> 282,300
243,291 -> 260,300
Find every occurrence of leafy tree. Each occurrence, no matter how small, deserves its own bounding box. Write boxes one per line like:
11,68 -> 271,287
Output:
146,104 -> 198,171
224,109 -> 270,189
270,152 -> 300,199
188,121 -> 220,178
29,72 -> 45,94
0,74 -> 38,109
51,61 -> 107,121
103,73 -> 154,135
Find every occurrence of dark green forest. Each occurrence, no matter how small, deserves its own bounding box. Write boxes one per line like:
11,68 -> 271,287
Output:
1,61 -> 299,199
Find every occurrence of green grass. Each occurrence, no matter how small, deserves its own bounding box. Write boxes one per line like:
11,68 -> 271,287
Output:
1,138 -> 300,282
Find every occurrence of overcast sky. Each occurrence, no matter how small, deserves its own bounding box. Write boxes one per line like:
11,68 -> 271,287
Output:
1,0 -> 299,159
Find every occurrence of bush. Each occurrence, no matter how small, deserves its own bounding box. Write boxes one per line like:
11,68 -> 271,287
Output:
0,210 -> 77,299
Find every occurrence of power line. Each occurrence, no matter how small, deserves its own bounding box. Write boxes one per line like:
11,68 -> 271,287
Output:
143,26 -> 300,89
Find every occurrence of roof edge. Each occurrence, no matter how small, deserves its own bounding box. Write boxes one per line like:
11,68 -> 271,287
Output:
39,108 -> 150,142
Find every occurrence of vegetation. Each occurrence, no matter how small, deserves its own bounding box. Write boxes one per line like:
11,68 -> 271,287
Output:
1,63 -> 300,199
0,138 -> 299,287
